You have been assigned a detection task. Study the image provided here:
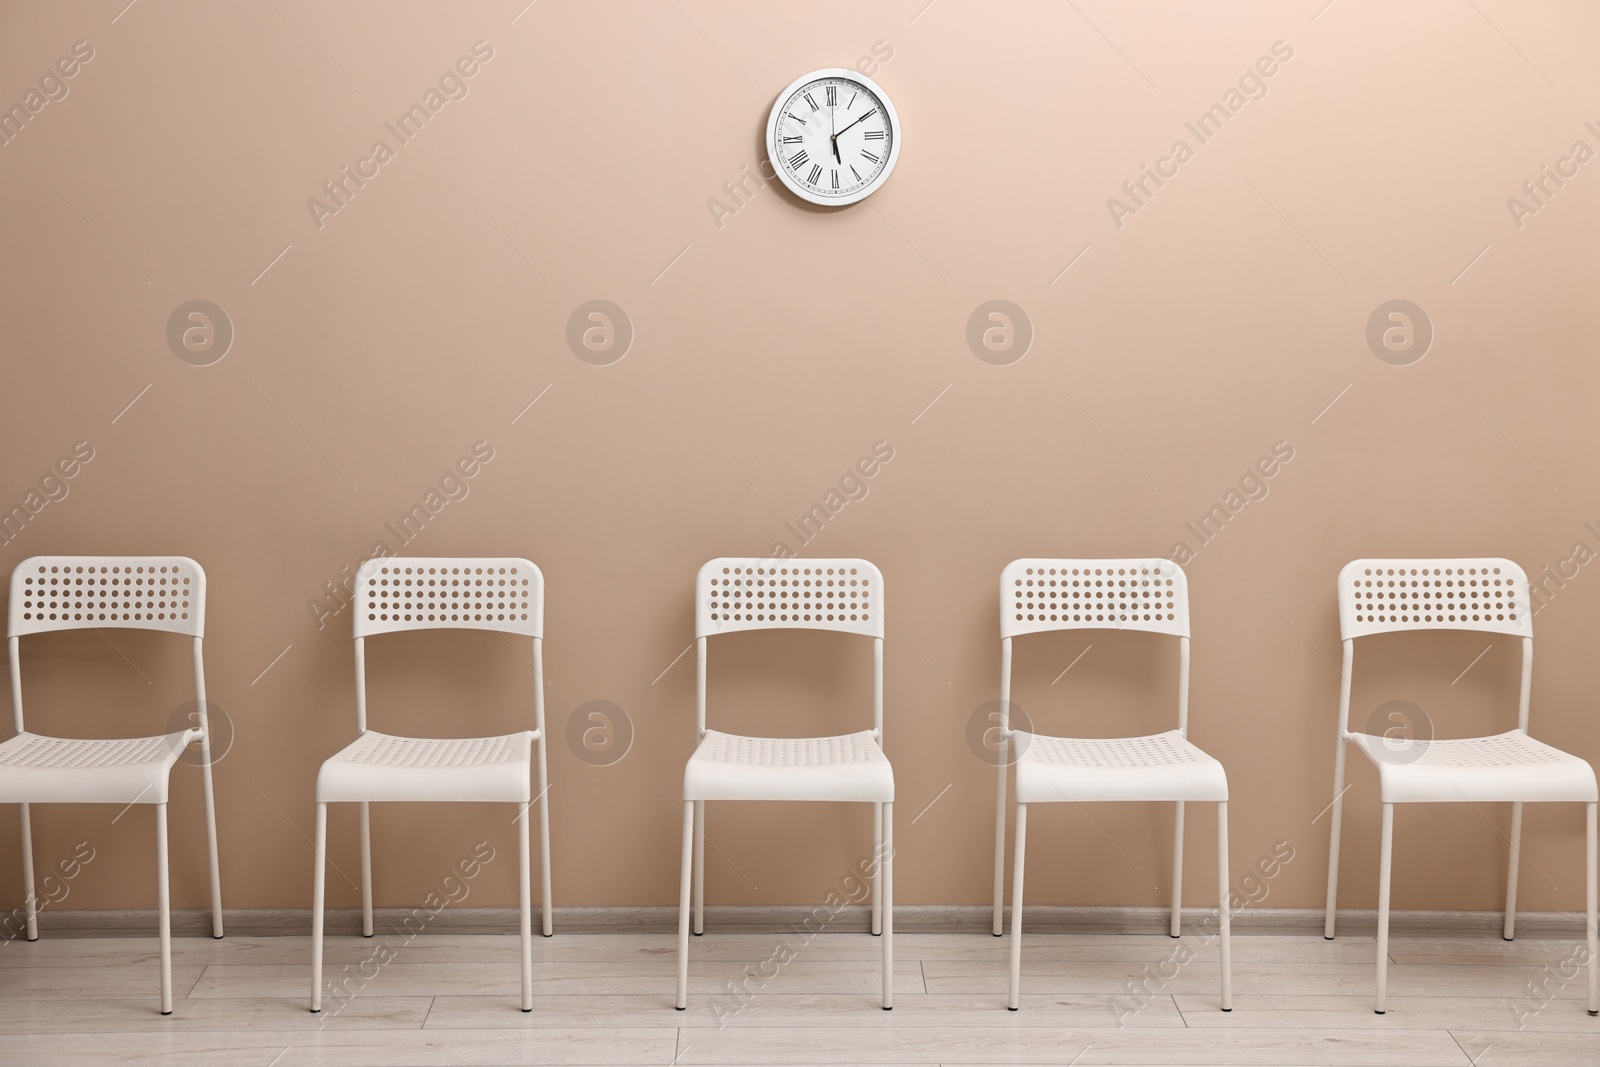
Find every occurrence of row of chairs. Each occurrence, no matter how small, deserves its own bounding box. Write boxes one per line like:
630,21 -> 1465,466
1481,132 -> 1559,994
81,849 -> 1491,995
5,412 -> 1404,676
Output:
2,554 -> 1595,1020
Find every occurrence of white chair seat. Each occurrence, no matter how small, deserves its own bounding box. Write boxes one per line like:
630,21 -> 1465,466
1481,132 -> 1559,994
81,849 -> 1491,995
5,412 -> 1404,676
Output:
316,730 -> 534,804
1013,729 -> 1228,804
683,729 -> 894,802
0,729 -> 198,805
1349,729 -> 1598,804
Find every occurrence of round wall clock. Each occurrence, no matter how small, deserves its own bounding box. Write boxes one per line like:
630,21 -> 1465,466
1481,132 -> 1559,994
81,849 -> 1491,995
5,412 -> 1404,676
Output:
765,68 -> 901,207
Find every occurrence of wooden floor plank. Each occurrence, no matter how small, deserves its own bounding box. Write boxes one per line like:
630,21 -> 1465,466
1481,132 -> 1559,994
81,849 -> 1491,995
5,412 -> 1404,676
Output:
0,932 -> 1590,1065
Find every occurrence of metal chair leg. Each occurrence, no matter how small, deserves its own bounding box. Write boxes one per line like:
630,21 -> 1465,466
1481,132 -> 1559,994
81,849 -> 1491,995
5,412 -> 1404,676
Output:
675,800 -> 694,1010
992,759 -> 1007,937
1171,800 -> 1185,938
156,803 -> 173,1015
882,801 -> 894,1010
1324,741 -> 1347,940
359,801 -> 373,938
1375,803 -> 1394,1014
310,803 -> 327,1013
692,800 -> 705,936
1504,800 -> 1523,940
537,739 -> 553,938
200,756 -> 224,939
518,801 -> 533,1012
873,802 -> 884,936
1586,802 -> 1597,1016
1217,801 -> 1232,1012
18,804 -> 37,942
1008,803 -> 1027,1010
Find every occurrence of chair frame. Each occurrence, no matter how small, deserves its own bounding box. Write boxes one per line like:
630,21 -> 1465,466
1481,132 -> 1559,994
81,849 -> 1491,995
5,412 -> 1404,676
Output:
309,556 -> 551,1014
5,555 -> 223,1016
676,557 -> 893,1011
1323,557 -> 1598,1015
991,558 -> 1230,1012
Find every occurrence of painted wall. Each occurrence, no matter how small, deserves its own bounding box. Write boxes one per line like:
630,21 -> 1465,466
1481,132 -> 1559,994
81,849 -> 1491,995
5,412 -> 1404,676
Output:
1,0 -> 1598,919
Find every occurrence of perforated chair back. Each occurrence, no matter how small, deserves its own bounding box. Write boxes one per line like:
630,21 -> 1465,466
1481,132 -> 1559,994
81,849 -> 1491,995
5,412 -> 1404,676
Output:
1338,558 -> 1530,640
9,556 -> 205,638
1000,558 -> 1188,639
696,558 -> 883,638
354,557 -> 543,638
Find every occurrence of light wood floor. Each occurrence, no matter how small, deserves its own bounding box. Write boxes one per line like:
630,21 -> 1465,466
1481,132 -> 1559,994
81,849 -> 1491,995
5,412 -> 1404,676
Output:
0,929 -> 1594,1065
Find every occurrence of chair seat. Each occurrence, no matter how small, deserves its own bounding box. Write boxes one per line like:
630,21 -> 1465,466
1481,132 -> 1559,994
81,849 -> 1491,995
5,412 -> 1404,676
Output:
0,729 -> 198,805
316,730 -> 534,804
683,729 -> 894,802
1349,729 -> 1598,804
1013,729 -> 1228,804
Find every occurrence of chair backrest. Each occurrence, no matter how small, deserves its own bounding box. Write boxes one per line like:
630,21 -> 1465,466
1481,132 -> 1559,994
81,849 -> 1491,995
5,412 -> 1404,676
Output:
350,557 -> 545,737
354,557 -> 543,638
693,557 -> 885,741
997,557 -> 1191,737
9,556 -> 205,638
696,558 -> 883,638
7,555 -> 209,738
1335,557 -> 1533,736
1000,558 -> 1188,639
1338,558 -> 1530,639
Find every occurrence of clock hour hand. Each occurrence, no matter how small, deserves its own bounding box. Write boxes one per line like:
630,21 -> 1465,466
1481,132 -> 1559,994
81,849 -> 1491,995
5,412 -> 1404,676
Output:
829,106 -> 841,163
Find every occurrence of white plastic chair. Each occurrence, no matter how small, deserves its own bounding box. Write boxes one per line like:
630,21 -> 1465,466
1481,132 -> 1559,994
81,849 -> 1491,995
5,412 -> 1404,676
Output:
2,556 -> 223,1015
309,557 -> 551,1014
1324,558 -> 1598,1015
677,558 -> 894,1010
993,558 -> 1231,1012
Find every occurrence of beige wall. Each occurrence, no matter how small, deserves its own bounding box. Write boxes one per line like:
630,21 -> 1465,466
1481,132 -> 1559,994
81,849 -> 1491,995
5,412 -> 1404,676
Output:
2,0 -> 1598,918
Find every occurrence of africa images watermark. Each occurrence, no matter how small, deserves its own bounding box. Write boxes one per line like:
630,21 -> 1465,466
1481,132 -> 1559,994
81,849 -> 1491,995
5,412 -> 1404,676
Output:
1107,41 -> 1294,229
1110,839 -> 1295,1027
0,440 -> 96,547
1168,440 -> 1294,566
1522,520 -> 1600,617
566,300 -> 633,366
317,840 -> 495,1021
0,841 -> 96,947
967,300 -> 1033,366
306,42 -> 495,230
167,299 -> 234,367
1505,120 -> 1600,231
566,699 -> 634,767
307,440 -> 496,629
0,40 -> 95,149
1509,941 -> 1593,1030
766,440 -> 895,559
706,841 -> 891,1027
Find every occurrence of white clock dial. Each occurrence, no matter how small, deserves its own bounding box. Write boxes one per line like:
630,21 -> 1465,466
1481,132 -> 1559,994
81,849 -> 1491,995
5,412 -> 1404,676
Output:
766,68 -> 900,207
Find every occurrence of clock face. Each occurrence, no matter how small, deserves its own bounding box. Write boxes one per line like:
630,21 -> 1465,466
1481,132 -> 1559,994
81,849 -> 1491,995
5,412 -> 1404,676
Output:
766,68 -> 900,207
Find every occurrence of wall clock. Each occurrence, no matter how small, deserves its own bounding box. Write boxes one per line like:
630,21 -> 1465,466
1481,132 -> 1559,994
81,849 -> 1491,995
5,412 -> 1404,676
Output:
765,68 -> 900,207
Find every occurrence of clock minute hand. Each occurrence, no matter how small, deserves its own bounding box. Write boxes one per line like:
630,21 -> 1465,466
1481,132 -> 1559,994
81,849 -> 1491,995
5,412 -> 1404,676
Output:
834,107 -> 877,140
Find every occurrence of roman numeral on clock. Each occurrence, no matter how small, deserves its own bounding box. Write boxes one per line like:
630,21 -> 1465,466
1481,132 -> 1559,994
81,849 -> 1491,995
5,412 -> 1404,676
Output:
826,85 -> 837,106
789,149 -> 809,168
831,169 -> 839,190
803,91 -> 818,111
807,164 -> 822,185
781,136 -> 802,144
864,130 -> 884,140
861,150 -> 881,164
